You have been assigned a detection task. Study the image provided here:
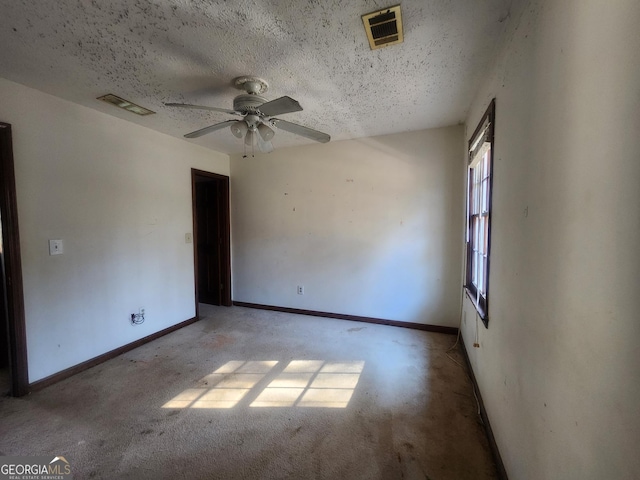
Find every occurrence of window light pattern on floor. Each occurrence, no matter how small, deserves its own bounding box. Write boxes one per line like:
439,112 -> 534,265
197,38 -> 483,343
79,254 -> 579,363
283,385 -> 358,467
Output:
162,360 -> 365,409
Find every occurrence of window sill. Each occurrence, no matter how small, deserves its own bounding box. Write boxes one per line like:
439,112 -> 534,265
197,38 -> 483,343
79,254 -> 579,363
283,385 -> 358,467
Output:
464,287 -> 489,328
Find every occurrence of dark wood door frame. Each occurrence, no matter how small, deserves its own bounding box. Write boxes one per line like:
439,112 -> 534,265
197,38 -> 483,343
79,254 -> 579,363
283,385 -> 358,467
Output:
0,122 -> 29,397
191,169 -> 232,318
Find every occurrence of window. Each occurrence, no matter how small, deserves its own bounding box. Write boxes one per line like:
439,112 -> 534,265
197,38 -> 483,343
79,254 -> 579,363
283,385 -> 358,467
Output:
465,99 -> 495,327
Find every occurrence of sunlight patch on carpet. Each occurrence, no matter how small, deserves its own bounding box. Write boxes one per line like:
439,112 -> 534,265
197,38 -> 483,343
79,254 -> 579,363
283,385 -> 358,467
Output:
162,360 -> 364,409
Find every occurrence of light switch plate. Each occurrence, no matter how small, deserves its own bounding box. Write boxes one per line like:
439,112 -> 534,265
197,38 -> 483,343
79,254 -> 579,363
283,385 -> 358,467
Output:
185,232 -> 193,244
49,239 -> 64,255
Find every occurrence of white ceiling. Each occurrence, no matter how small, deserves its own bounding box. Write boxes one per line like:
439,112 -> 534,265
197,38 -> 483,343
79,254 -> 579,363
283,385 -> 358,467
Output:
0,0 -> 523,154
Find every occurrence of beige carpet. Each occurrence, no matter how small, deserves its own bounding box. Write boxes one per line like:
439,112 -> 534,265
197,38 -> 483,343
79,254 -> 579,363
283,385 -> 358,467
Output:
0,305 -> 497,479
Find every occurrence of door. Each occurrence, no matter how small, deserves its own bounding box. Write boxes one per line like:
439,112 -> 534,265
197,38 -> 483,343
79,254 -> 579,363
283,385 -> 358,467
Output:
1,212 -> 9,372
196,180 -> 222,304
0,122 -> 28,396
192,170 -> 231,309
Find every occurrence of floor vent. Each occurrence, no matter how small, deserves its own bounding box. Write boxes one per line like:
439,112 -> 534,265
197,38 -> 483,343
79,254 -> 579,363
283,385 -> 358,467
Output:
362,5 -> 404,50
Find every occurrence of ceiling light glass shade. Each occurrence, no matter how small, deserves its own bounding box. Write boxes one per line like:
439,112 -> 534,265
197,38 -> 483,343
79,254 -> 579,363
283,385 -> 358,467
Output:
257,137 -> 274,153
230,121 -> 248,138
245,129 -> 257,146
257,123 -> 275,141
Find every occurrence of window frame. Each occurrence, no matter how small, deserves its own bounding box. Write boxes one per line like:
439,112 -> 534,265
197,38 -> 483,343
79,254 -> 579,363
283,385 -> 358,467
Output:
465,99 -> 495,327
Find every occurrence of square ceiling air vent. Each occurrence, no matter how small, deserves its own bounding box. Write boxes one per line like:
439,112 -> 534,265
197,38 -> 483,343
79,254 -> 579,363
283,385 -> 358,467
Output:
362,5 -> 403,50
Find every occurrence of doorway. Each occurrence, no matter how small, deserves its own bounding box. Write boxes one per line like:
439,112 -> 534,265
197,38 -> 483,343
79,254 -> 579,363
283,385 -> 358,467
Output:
1,215 -> 9,391
0,122 -> 28,397
192,169 -> 232,315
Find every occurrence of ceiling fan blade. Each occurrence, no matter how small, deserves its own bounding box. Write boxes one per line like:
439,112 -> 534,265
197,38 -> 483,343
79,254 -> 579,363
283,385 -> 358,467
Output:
257,135 -> 274,153
258,96 -> 303,116
165,103 -> 239,115
184,120 -> 238,138
271,119 -> 331,143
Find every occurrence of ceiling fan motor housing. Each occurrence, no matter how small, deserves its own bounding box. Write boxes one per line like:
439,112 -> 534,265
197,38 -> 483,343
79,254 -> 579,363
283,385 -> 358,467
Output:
233,94 -> 267,114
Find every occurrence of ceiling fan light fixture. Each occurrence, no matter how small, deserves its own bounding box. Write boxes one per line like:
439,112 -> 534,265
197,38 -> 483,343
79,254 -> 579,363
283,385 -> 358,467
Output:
230,120 -> 248,138
257,123 -> 275,142
245,129 -> 257,146
257,136 -> 274,153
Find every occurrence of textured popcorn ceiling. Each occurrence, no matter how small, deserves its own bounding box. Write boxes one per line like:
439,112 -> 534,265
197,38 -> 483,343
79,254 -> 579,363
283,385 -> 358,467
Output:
0,0 -> 522,154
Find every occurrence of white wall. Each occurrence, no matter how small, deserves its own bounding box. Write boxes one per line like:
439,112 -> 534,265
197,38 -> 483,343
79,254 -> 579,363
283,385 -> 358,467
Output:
0,77 -> 229,382
231,127 -> 464,326
462,1 -> 640,478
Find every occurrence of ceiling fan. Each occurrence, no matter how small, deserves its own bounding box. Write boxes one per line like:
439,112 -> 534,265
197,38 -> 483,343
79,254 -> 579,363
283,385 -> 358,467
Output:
165,76 -> 331,154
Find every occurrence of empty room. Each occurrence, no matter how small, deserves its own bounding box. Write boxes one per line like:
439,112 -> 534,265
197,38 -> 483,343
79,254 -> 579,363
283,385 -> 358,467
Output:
0,0 -> 638,479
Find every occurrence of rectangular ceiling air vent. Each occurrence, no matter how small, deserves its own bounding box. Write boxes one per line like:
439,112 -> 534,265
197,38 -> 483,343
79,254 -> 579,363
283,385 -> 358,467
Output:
362,5 -> 403,50
97,94 -> 155,116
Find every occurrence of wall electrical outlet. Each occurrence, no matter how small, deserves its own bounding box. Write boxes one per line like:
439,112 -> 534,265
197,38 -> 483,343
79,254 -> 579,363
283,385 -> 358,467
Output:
297,285 -> 304,295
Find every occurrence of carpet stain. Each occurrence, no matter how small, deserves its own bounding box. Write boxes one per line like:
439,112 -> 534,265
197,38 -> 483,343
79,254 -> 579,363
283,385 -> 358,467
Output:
393,340 -> 418,348
202,334 -> 235,348
347,327 -> 365,332
140,429 -> 154,435
167,410 -> 180,416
